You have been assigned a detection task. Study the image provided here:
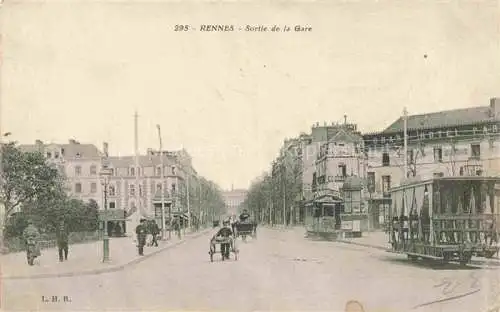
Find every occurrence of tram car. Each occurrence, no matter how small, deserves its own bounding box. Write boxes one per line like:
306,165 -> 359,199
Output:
387,176 -> 500,266
305,176 -> 370,239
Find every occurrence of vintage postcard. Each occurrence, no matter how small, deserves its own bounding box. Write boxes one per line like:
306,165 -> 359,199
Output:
1,0 -> 499,311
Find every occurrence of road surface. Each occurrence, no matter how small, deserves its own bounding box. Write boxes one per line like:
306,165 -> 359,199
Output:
3,227 -> 499,312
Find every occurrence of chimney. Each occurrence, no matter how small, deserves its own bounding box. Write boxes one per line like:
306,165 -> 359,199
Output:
490,97 -> 500,118
35,139 -> 43,145
69,139 -> 76,144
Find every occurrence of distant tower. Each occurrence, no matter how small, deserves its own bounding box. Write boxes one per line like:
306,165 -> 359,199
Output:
231,183 -> 234,191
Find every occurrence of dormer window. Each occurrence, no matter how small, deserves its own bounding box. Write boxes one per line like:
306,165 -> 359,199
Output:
75,152 -> 81,158
130,167 -> 135,176
61,148 -> 65,156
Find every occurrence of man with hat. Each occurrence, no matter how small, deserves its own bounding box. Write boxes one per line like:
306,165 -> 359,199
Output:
135,218 -> 148,256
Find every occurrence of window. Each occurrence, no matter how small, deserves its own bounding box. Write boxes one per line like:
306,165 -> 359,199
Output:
382,175 -> 391,195
75,152 -> 81,158
433,172 -> 444,178
61,148 -> 65,156
129,185 -> 135,196
90,165 -> 97,175
171,183 -> 176,193
338,164 -> 347,177
139,185 -> 143,196
156,167 -> 162,176
471,144 -> 481,159
434,147 -> 443,162
130,167 -> 135,176
156,183 -> 162,192
90,182 -> 97,193
46,152 -> 52,158
110,168 -> 115,176
171,166 -> 176,175
109,201 -> 116,209
75,183 -> 82,193
75,166 -> 82,176
54,151 -> 59,159
382,153 -> 390,166
459,166 -> 464,176
109,185 -> 116,196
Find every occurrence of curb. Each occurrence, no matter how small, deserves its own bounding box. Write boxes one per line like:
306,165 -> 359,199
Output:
3,229 -> 211,280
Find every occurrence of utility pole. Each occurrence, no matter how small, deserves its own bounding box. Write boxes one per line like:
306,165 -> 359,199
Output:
187,170 -> 191,230
156,125 -> 166,240
403,107 -> 408,179
282,164 -> 286,227
134,112 -> 141,226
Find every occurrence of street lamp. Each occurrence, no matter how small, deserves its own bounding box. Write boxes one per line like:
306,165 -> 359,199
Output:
100,167 -> 112,262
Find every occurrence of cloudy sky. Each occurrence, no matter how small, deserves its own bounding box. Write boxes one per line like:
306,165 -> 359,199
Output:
2,0 -> 499,190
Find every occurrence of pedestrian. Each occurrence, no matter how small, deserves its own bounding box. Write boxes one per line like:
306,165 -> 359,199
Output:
56,220 -> 70,262
23,220 -> 41,266
136,218 -> 147,256
151,220 -> 160,247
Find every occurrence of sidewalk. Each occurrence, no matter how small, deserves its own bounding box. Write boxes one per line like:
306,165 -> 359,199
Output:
1,228 -> 211,280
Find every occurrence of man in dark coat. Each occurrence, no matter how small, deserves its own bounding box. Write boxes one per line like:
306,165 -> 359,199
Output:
56,220 -> 70,262
212,220 -> 234,259
136,218 -> 148,256
150,220 -> 160,247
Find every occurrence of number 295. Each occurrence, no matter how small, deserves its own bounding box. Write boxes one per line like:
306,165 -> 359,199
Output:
174,25 -> 190,31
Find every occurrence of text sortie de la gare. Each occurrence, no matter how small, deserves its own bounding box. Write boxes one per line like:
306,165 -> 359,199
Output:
173,24 -> 312,32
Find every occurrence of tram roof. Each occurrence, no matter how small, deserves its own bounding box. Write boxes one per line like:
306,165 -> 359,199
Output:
389,176 -> 500,192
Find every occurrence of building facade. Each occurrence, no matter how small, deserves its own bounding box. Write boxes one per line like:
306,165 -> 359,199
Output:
222,187 -> 248,216
363,97 -> 500,228
19,139 -> 104,207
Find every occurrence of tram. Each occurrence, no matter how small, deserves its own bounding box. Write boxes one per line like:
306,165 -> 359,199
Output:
387,176 -> 500,266
305,176 -> 370,239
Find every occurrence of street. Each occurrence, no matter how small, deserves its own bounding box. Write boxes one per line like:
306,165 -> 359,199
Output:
3,227 -> 500,312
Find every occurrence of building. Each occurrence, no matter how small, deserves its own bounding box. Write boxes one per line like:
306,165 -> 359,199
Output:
18,139 -> 104,207
306,121 -> 370,234
363,97 -> 500,228
222,187 -> 247,216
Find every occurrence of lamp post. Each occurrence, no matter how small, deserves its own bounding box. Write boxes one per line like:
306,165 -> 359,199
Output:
100,167 -> 112,262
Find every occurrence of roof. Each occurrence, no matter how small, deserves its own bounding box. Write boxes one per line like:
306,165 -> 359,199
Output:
329,128 -> 363,144
18,142 -> 102,159
108,155 -> 177,168
383,106 -> 495,133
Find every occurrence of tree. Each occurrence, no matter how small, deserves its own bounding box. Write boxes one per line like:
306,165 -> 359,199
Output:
1,143 -> 65,222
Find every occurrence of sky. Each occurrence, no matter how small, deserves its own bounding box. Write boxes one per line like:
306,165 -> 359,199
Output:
1,0 -> 499,190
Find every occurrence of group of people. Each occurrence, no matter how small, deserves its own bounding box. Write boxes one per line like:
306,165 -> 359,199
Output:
22,220 -> 71,266
134,217 -> 183,256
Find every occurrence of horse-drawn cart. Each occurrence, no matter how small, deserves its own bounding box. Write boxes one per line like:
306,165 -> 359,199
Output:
234,221 -> 257,242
